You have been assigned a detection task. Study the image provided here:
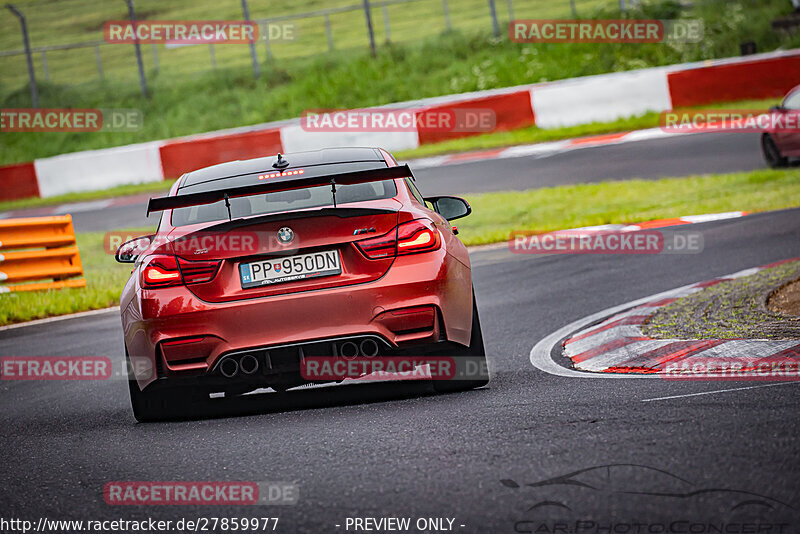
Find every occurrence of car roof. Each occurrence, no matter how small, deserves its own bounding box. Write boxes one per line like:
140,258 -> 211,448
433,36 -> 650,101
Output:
179,147 -> 387,192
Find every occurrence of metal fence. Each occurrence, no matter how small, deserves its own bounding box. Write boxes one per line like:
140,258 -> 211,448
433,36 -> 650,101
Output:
0,0 -> 623,100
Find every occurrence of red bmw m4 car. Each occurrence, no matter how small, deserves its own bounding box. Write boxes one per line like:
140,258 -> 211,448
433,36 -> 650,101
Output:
117,147 -> 488,421
761,83 -> 800,168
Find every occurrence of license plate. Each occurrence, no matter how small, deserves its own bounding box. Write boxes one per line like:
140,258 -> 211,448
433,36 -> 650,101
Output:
239,250 -> 341,289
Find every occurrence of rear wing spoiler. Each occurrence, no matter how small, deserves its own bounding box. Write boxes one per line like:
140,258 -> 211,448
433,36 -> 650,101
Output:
147,164 -> 413,216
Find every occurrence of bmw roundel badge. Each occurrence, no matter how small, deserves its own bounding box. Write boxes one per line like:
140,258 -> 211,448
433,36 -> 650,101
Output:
277,227 -> 295,244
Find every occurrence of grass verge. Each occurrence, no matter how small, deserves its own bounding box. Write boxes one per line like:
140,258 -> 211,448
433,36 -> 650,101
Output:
456,167 -> 800,245
1,167 -> 799,326
643,260 -> 800,340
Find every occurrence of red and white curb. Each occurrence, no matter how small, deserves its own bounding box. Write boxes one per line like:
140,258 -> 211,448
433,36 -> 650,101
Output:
566,211 -> 749,233
531,258 -> 800,379
405,127 -> 687,169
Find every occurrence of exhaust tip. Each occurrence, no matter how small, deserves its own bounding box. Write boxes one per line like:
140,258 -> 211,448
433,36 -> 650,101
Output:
239,354 -> 259,375
219,357 -> 239,378
340,341 -> 359,360
360,338 -> 380,358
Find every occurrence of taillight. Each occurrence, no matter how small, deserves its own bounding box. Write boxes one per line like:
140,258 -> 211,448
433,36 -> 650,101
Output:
356,231 -> 397,259
141,255 -> 220,288
177,257 -> 221,284
141,256 -> 182,288
397,219 -> 441,255
356,219 -> 441,259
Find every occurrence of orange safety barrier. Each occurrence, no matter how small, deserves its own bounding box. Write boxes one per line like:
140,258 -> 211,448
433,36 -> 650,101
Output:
0,215 -> 86,293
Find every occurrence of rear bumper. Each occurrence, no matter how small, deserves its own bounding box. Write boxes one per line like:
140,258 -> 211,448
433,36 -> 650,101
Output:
122,248 -> 472,389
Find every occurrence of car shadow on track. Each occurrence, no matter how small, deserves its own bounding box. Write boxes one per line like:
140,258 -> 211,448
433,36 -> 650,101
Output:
142,380 -> 483,423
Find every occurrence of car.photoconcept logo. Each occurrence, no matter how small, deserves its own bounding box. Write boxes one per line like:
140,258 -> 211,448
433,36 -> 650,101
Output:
277,227 -> 294,243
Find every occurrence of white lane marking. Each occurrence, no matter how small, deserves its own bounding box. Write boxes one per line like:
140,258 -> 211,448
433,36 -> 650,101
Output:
53,199 -> 113,215
641,382 -> 800,402
406,127 -> 699,170
0,306 -> 120,332
680,211 -> 745,224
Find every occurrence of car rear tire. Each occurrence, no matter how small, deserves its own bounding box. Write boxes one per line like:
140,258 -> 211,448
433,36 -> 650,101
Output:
433,294 -> 489,393
127,361 -> 170,422
762,134 -> 789,168
126,350 -> 206,422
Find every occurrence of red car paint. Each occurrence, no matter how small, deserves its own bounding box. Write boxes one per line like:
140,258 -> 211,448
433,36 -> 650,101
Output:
770,84 -> 800,157
120,148 -> 474,392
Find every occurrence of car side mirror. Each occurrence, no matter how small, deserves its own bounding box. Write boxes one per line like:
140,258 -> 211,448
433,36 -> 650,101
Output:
115,235 -> 153,264
770,105 -> 786,113
424,196 -> 472,221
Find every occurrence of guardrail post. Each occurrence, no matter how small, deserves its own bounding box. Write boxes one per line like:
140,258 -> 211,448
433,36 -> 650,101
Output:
324,13 -> 335,51
570,0 -> 577,18
264,21 -> 272,60
506,0 -> 514,22
151,43 -> 158,72
488,0 -> 500,37
382,6 -> 391,42
363,0 -> 376,57
240,0 -> 261,79
5,4 -> 38,107
94,44 -> 104,79
122,0 -> 148,97
442,0 -> 452,30
209,43 -> 217,70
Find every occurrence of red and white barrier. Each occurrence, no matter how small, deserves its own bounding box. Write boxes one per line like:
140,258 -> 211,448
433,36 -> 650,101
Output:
668,54 -> 800,108
279,123 -> 419,153
159,128 -> 283,178
531,67 -> 673,128
0,162 -> 39,201
33,141 -> 164,198
416,90 -> 535,144
1,49 -> 798,201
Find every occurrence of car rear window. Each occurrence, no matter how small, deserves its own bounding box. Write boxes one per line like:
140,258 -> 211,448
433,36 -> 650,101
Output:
170,179 -> 397,227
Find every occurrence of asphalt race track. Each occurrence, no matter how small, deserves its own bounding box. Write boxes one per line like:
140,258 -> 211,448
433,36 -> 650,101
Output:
17,130 -> 765,233
2,206 -> 799,530
416,131 -> 765,196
